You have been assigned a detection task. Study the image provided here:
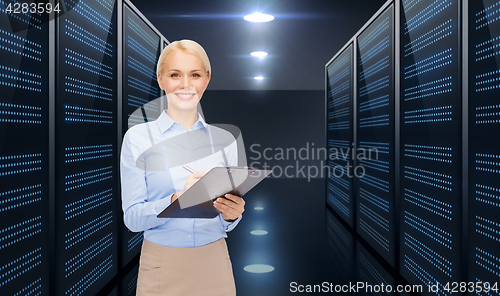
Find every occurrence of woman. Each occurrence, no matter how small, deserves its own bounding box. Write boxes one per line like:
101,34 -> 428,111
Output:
120,40 -> 245,296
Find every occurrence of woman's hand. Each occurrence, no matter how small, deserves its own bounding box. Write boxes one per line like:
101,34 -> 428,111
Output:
213,194 -> 245,222
171,171 -> 205,203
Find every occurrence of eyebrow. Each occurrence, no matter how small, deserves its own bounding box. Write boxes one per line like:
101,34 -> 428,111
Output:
167,69 -> 204,72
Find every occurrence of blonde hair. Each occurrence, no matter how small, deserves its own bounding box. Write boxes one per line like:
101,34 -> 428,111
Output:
156,40 -> 211,78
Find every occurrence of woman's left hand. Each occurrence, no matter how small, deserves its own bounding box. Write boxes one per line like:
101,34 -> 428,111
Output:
213,194 -> 245,222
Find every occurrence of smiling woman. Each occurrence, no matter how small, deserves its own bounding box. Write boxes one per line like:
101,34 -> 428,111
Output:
156,40 -> 211,130
121,40 -> 244,296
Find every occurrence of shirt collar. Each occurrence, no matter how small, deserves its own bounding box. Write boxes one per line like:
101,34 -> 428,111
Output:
156,110 -> 208,134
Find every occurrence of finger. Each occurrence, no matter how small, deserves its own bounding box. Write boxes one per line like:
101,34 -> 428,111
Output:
214,198 -> 242,213
214,198 -> 238,211
191,171 -> 205,179
216,203 -> 241,219
223,194 -> 244,204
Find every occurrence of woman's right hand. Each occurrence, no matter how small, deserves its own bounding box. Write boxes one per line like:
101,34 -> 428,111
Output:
171,171 -> 205,202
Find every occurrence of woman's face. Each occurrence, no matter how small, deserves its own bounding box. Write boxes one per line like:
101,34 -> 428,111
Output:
157,50 -> 210,112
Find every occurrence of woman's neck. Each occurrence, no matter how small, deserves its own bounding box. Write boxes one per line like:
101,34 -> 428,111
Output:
166,107 -> 198,132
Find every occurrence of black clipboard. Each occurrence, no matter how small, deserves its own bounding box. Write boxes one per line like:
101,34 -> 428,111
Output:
157,167 -> 272,218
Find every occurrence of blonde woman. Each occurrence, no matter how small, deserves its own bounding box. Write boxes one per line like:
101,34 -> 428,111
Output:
120,40 -> 244,296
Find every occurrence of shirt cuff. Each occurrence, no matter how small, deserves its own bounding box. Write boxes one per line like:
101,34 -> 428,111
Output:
155,194 -> 173,216
220,214 -> 242,231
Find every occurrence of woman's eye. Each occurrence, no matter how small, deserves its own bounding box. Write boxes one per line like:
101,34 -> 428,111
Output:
192,73 -> 200,77
170,73 -> 179,78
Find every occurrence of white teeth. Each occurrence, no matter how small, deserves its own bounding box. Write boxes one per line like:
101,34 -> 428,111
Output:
176,93 -> 195,98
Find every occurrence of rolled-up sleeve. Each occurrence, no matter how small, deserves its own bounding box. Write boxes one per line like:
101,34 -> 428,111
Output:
120,130 -> 172,232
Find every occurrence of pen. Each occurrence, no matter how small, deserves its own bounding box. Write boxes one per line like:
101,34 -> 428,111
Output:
181,165 -> 196,174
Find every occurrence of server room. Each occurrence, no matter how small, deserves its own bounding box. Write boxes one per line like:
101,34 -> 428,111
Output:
0,0 -> 498,295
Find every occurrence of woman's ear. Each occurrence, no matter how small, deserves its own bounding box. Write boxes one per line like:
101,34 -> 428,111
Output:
206,71 -> 210,86
157,72 -> 164,90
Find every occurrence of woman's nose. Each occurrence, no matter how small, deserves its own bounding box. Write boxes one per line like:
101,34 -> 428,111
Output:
180,76 -> 190,89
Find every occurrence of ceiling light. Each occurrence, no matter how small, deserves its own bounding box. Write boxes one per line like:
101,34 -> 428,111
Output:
244,12 -> 274,23
244,264 -> 275,273
250,230 -> 268,235
254,76 -> 264,80
251,51 -> 268,58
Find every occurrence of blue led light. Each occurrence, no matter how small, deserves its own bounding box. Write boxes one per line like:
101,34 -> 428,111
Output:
65,19 -> 113,56
128,75 -> 160,96
329,183 -> 349,203
329,81 -> 350,98
404,255 -> 448,296
358,17 -> 389,51
64,166 -> 113,191
359,141 -> 389,154
13,277 -> 42,296
328,121 -> 350,130
404,189 -> 452,220
405,212 -> 452,249
359,75 -> 389,97
359,218 -> 389,251
0,248 -> 42,287
65,188 -> 113,220
128,94 -> 158,109
127,273 -> 138,294
359,188 -> 389,212
0,184 -> 42,213
475,4 -> 500,30
0,4 -> 41,29
360,203 -> 389,230
404,165 -> 452,191
127,36 -> 158,65
359,95 -> 390,112
128,56 -> 157,79
127,232 -> 143,252
70,0 -> 113,33
65,211 -> 113,249
359,114 -> 390,128
65,255 -> 113,296
0,216 -> 42,250
475,184 -> 500,208
404,0 -> 452,34
359,173 -> 390,193
359,57 -> 389,81
0,154 -> 42,176
360,37 -> 390,64
405,234 -> 452,277
328,107 -> 349,119
404,144 -> 452,163
475,216 -> 500,243
359,158 -> 389,173
475,248 -> 500,277
328,94 -> 350,109
404,49 -> 453,80
327,55 -> 349,77
65,48 -> 113,79
329,68 -> 349,86
328,193 -> 350,217
128,18 -> 158,49
359,253 -> 389,287
65,233 -> 113,277
404,20 -> 452,57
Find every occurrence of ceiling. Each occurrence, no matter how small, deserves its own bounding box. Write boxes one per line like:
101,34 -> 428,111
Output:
132,0 -> 388,90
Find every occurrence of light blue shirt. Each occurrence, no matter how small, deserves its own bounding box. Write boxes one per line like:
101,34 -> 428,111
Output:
120,110 -> 242,247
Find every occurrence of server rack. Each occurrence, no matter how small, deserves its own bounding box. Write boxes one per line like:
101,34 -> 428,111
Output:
326,0 -> 500,294
0,0 -> 167,294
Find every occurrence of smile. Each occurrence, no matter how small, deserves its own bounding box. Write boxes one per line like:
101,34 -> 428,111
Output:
175,93 -> 196,100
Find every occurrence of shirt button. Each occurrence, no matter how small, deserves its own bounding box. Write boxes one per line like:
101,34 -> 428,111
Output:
188,235 -> 192,238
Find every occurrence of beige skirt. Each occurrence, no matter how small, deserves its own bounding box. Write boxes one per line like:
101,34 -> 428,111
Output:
136,238 -> 236,296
